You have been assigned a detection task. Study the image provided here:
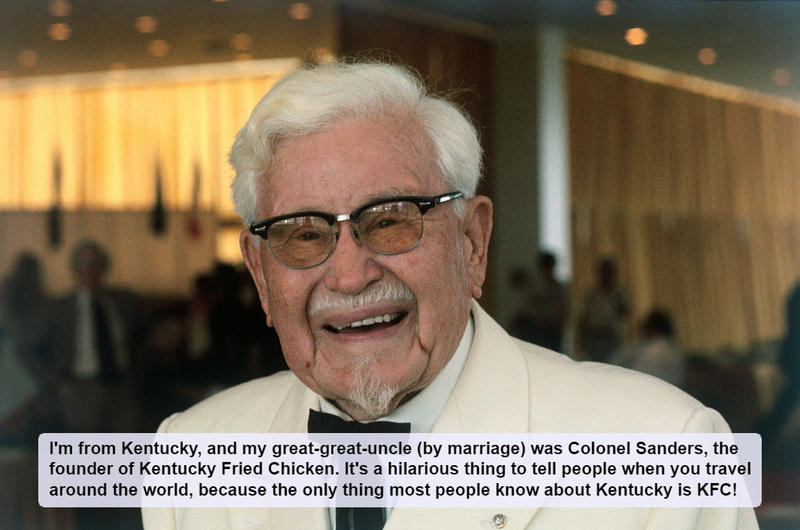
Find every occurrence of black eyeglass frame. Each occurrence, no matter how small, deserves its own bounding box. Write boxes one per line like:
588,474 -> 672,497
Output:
249,191 -> 464,269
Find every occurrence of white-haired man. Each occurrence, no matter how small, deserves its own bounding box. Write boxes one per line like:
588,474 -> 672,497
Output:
143,62 -> 757,530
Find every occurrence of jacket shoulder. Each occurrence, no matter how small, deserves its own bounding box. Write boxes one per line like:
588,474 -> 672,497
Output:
513,338 -> 724,433
157,371 -> 302,433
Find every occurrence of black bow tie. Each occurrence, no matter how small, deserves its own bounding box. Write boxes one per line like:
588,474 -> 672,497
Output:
307,409 -> 408,530
307,409 -> 411,434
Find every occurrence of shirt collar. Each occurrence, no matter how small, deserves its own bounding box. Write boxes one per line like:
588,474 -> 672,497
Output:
318,314 -> 474,433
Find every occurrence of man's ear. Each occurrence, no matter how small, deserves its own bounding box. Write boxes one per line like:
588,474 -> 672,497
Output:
240,229 -> 274,327
461,195 -> 493,299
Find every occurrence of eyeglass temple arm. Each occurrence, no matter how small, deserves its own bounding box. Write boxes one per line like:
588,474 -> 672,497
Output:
418,191 -> 463,214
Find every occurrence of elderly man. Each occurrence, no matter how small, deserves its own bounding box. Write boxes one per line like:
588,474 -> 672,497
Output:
143,62 -> 757,530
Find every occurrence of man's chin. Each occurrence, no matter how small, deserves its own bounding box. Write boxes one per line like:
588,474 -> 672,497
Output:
309,346 -> 425,419
335,353 -> 406,420
343,382 -> 400,421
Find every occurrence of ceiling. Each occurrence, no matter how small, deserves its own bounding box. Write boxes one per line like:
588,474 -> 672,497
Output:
389,0 -> 800,102
3,0 -> 800,102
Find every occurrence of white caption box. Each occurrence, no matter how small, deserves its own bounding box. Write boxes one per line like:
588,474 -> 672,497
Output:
39,432 -> 761,508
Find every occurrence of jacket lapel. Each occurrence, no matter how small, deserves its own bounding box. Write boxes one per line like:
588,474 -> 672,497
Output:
231,379 -> 330,530
245,301 -> 541,530
400,301 -> 539,530
270,377 -> 320,432
433,300 -> 531,434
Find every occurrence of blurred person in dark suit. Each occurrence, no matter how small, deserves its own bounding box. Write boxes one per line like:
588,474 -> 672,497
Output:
20,240 -> 149,433
0,252 -> 49,444
759,282 -> 800,451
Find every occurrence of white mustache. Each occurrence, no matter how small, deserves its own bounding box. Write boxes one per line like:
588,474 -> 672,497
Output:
308,280 -> 415,316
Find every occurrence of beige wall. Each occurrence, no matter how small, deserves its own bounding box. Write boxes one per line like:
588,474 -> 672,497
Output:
489,30 -> 543,328
0,210 -> 217,297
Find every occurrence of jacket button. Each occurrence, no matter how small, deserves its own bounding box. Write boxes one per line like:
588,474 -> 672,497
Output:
492,513 -> 507,528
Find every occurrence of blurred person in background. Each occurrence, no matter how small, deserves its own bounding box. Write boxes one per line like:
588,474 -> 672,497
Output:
526,251 -> 569,353
20,240 -> 149,434
611,309 -> 686,389
577,257 -> 630,362
759,282 -> 800,452
0,252 -> 49,445
509,253 -> 569,353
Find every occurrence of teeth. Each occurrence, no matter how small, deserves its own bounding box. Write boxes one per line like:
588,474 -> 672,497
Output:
335,312 -> 399,331
352,317 -> 374,328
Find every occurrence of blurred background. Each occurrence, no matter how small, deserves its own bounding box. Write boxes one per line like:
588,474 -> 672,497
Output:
1,0 -> 799,528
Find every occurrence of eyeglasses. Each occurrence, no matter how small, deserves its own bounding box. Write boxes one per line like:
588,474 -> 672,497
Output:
249,191 -> 463,269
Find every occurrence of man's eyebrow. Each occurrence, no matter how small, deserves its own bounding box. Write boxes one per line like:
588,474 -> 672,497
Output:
272,188 -> 420,218
360,187 -> 418,202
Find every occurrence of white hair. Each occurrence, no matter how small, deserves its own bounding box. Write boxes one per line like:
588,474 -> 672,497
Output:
229,61 -> 483,225
308,277 -> 415,317
345,351 -> 401,420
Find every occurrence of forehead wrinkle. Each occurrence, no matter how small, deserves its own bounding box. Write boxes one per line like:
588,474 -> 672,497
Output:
260,134 -> 341,218
385,113 -> 439,189
262,115 -> 441,218
360,186 -> 416,203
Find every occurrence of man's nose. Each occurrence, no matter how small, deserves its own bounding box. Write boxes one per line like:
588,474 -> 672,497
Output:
322,222 -> 382,294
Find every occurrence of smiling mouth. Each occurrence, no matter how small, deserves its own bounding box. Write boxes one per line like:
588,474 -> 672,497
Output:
325,312 -> 406,334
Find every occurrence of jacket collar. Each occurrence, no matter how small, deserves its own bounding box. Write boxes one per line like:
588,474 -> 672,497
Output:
433,300 -> 531,433
259,300 -> 538,530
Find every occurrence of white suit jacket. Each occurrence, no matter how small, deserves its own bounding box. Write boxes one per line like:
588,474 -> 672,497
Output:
143,301 -> 758,530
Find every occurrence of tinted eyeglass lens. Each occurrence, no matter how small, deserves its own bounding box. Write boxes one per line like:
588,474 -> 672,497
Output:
266,201 -> 425,268
359,201 -> 423,254
267,215 -> 333,268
